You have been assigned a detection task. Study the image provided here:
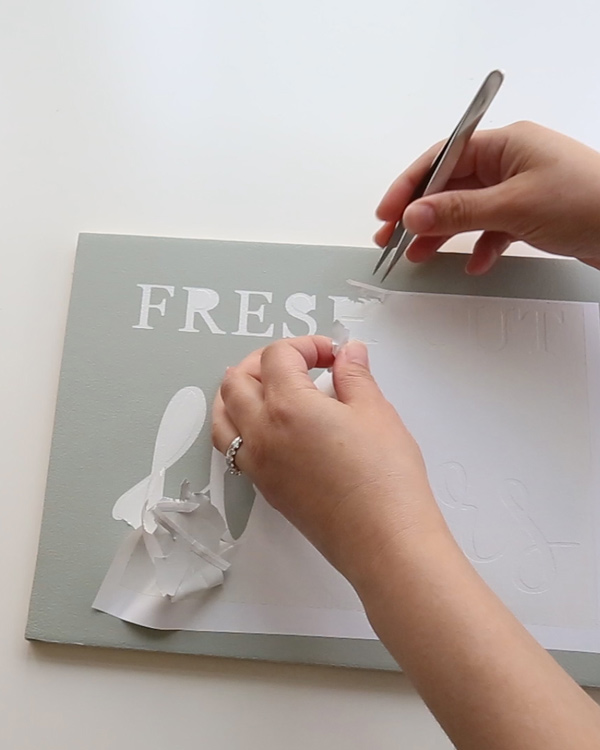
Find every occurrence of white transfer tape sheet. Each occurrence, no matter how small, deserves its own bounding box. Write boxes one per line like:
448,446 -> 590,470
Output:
94,287 -> 600,652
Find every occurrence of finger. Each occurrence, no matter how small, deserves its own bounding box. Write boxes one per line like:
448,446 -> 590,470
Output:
465,231 -> 513,275
260,335 -> 335,396
374,176 -> 483,248
211,391 -> 243,459
376,129 -> 507,224
219,366 -> 263,433
402,179 -> 523,237
226,347 -> 264,382
376,141 -> 443,222
373,221 -> 396,248
333,340 -> 384,406
405,235 -> 451,263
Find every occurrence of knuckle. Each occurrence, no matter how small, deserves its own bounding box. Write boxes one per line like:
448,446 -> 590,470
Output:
262,339 -> 288,365
266,395 -> 295,426
219,367 -> 239,400
210,420 -> 226,453
210,421 -> 220,446
508,120 -> 537,140
264,339 -> 283,356
338,365 -> 370,387
445,194 -> 472,230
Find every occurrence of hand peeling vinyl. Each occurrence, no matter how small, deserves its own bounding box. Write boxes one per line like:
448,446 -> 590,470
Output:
94,285 -> 600,652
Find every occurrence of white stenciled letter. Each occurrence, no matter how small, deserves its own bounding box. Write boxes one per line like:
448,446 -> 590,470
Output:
232,290 -> 274,338
133,284 -> 175,330
516,308 -> 565,352
282,293 -> 317,338
179,287 -> 226,335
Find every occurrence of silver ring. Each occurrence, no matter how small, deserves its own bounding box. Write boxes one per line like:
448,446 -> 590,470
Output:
225,436 -> 243,475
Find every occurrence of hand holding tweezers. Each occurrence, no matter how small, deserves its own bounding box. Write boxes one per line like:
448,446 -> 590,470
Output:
374,70 -> 504,280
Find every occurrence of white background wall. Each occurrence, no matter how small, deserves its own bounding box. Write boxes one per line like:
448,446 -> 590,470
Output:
1,2 -> 600,748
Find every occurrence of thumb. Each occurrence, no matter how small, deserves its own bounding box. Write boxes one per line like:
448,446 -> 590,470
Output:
332,340 -> 382,405
403,181 -> 519,237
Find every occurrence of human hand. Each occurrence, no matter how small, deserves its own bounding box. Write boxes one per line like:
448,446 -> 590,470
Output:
211,336 -> 446,587
375,121 -> 600,274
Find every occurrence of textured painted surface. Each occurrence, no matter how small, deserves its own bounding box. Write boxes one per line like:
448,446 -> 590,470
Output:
26,234 -> 600,686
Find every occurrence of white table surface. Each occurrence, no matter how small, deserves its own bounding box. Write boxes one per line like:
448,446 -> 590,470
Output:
2,2 -> 600,747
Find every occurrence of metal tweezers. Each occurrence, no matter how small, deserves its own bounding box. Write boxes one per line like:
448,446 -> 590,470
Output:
374,69 -> 504,281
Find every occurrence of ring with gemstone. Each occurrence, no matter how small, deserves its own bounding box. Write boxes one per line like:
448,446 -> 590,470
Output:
225,435 -> 243,476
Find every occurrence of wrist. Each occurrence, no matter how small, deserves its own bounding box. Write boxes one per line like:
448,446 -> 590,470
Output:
352,519 -> 463,630
335,484 -> 454,595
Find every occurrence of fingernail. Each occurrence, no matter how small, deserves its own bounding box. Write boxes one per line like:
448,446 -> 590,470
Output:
404,202 -> 435,233
342,340 -> 369,366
